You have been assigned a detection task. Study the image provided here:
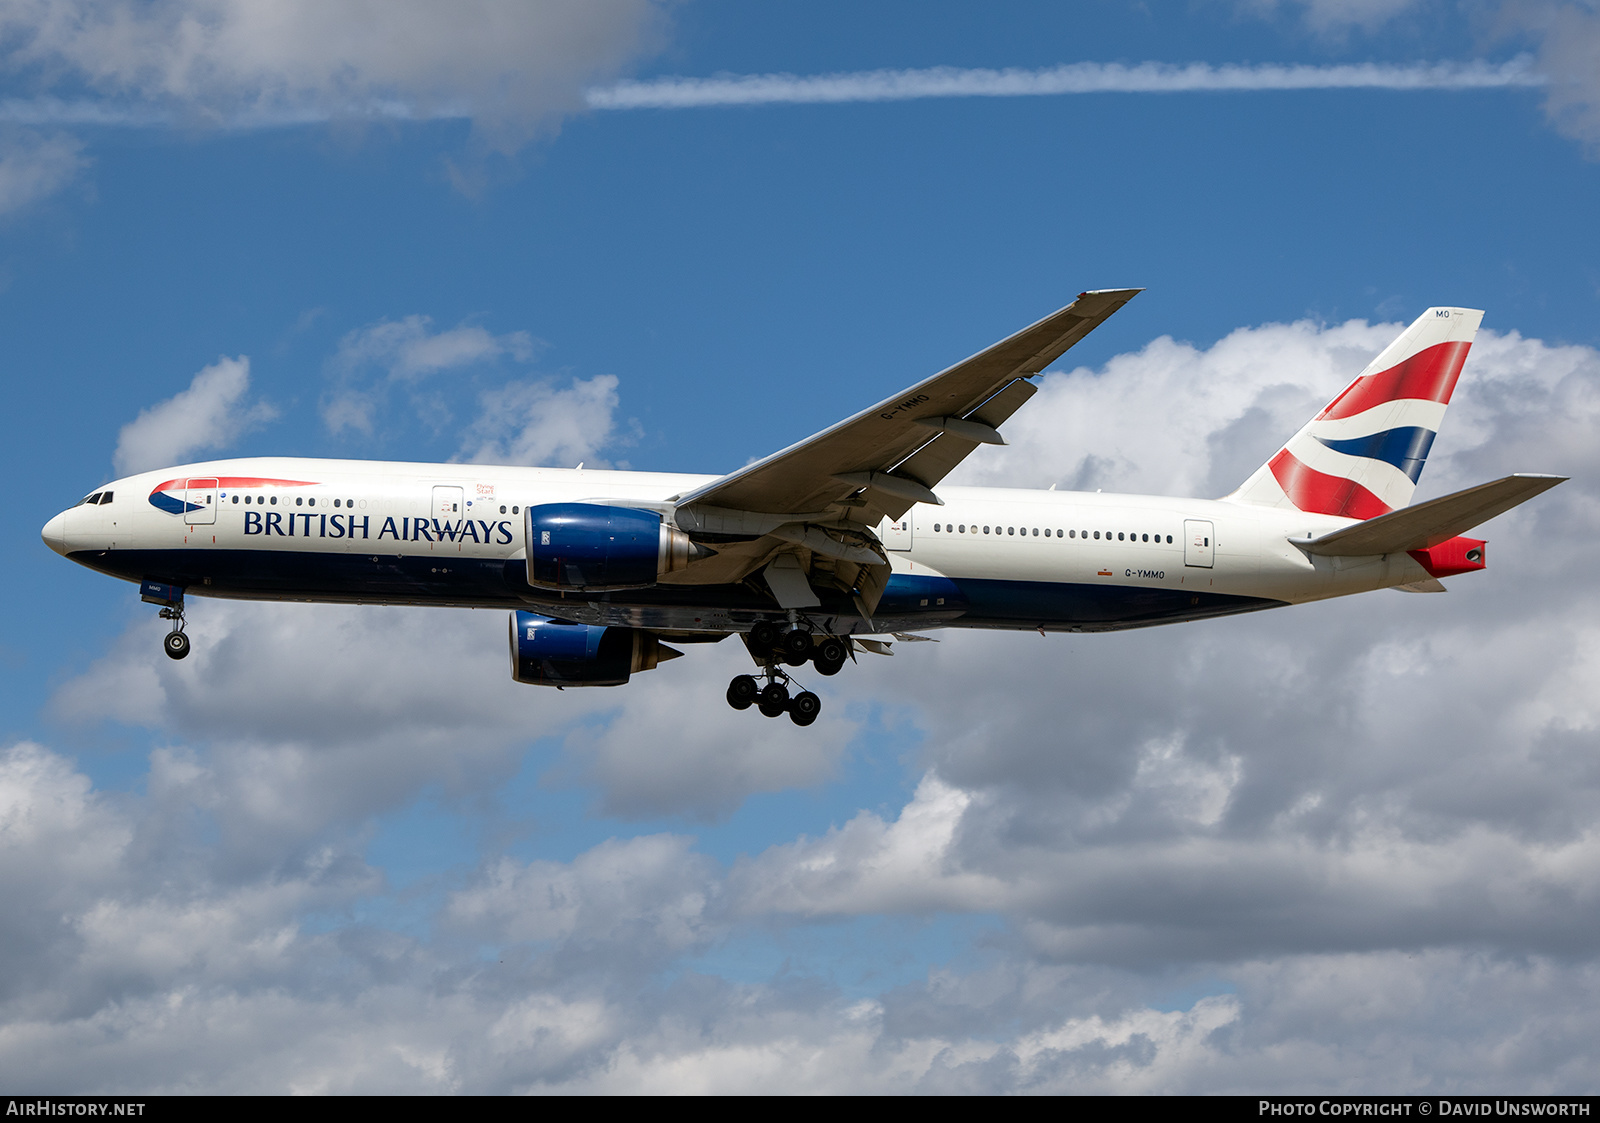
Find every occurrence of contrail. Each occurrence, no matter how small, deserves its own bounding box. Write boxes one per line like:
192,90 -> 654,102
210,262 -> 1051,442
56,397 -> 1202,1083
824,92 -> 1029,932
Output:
0,59 -> 1542,129
586,58 -> 1545,110
0,95 -> 463,129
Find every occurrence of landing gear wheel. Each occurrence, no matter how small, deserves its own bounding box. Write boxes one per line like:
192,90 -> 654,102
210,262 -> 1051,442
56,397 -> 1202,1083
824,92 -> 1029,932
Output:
750,621 -> 781,656
726,674 -> 758,710
781,629 -> 812,665
813,637 -> 847,676
163,631 -> 191,660
757,682 -> 790,717
788,691 -> 821,726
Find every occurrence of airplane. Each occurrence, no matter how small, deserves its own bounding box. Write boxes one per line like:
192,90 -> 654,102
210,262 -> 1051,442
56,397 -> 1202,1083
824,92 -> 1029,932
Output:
41,290 -> 1565,727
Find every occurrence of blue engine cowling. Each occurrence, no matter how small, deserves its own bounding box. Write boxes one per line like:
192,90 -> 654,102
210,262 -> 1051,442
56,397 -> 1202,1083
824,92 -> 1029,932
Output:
508,611 -> 678,687
525,503 -> 699,591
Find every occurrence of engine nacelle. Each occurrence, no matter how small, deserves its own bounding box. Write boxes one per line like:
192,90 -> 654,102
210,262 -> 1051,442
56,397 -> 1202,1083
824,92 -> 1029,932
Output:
525,503 -> 699,591
508,611 -> 678,687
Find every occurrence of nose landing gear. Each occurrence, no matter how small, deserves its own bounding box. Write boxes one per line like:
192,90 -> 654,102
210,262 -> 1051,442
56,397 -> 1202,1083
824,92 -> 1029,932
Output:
141,580 -> 190,661
162,618 -> 190,660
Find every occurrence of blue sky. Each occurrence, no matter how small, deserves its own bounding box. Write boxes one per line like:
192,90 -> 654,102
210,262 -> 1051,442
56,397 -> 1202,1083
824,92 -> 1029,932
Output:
4,0 -> 1600,1093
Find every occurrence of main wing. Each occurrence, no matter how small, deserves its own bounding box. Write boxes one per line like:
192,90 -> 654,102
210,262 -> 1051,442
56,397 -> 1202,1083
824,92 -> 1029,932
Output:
673,289 -> 1141,523
663,290 -> 1140,610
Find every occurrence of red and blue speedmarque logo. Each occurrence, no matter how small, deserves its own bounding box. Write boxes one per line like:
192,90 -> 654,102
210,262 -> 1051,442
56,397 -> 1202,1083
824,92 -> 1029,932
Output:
147,476 -> 318,515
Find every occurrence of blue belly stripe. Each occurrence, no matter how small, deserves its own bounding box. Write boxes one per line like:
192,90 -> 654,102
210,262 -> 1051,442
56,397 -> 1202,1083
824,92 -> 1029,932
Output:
71,548 -> 1286,633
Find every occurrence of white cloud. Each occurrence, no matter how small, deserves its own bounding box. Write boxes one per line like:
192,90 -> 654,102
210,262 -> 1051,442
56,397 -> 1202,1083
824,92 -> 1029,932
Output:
958,314 -> 1600,502
0,126 -> 84,212
334,315 -> 536,383
112,354 -> 276,475
729,774 -> 1008,917
587,56 -> 1540,110
323,315 -> 539,438
953,315 -> 1398,497
445,835 -> 719,957
0,0 -> 669,144
1498,1 -> 1600,157
461,374 -> 623,468
1237,0 -> 1430,35
1232,0 -> 1600,161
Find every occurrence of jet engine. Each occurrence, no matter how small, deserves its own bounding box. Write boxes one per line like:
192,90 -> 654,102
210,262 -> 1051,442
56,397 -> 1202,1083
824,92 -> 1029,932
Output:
508,610 -> 680,687
525,503 -> 702,591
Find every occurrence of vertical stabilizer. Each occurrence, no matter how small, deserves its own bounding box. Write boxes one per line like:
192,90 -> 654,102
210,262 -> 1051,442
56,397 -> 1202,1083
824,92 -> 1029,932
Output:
1227,306 -> 1483,517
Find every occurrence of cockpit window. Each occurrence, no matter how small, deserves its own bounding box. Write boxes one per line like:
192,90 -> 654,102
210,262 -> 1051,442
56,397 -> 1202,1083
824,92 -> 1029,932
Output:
78,492 -> 102,506
97,491 -> 112,505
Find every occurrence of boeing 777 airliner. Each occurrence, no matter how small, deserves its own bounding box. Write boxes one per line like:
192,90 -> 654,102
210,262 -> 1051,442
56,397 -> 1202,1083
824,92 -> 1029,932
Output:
41,291 -> 1564,726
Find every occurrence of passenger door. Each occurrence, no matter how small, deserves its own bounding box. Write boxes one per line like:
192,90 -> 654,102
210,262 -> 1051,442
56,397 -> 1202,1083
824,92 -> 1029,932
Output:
1184,519 -> 1214,568
432,486 -> 463,523
185,478 -> 217,525
879,514 -> 912,551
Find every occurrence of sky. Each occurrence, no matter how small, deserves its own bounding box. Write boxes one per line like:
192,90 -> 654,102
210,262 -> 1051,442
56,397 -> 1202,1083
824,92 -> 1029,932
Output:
3,0 -> 1600,1094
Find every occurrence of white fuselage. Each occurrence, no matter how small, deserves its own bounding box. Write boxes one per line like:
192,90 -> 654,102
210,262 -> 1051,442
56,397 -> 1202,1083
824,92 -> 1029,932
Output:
42,456 -> 1437,634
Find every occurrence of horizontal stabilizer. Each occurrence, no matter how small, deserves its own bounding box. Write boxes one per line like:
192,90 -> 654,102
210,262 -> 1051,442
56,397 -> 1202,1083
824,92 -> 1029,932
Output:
1392,577 -> 1448,593
1295,473 -> 1566,556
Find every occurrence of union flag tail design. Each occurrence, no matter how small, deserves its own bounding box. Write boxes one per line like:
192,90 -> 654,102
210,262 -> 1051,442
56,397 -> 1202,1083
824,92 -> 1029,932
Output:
1227,306 -> 1483,518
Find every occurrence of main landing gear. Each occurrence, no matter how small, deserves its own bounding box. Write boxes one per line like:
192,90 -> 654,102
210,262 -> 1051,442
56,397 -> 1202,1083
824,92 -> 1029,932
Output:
725,622 -> 846,727
725,668 -> 820,727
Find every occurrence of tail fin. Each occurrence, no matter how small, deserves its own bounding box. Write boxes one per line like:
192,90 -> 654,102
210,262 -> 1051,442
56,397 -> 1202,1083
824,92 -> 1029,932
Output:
1228,307 -> 1483,518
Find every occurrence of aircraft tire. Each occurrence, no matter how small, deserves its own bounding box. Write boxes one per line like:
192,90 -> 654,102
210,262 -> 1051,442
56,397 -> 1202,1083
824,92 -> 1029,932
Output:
750,621 -> 781,656
813,638 -> 847,675
164,631 -> 191,660
788,691 -> 820,726
781,629 -> 812,662
726,674 -> 758,710
757,683 -> 789,717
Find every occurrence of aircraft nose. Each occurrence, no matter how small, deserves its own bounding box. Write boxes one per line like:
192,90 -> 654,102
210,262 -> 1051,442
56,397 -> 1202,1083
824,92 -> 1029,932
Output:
41,511 -> 68,556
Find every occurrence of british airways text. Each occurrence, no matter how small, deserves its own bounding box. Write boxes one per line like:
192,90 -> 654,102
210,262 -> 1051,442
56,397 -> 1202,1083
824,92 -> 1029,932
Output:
243,514 -> 516,544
